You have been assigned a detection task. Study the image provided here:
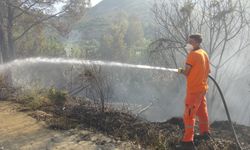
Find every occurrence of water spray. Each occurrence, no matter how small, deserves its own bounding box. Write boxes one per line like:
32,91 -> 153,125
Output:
0,57 -> 178,73
0,57 -> 242,149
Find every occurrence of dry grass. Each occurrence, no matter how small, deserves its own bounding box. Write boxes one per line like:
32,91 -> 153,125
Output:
3,87 -> 250,150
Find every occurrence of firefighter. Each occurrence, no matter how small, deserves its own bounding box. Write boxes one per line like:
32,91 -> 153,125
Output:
176,34 -> 211,150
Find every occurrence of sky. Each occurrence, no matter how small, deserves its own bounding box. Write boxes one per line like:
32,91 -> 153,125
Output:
92,0 -> 103,6
54,0 -> 103,13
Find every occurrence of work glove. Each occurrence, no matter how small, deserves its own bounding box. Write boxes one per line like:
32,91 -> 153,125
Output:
178,68 -> 184,74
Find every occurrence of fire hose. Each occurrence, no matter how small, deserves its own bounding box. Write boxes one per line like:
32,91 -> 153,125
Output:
208,75 -> 242,150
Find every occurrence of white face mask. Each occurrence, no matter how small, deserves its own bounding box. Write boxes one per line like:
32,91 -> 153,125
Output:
185,43 -> 194,52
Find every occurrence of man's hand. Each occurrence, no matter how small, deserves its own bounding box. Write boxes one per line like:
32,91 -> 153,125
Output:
178,64 -> 192,76
178,68 -> 184,74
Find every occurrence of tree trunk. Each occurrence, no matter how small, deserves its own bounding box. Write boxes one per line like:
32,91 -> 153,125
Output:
7,5 -> 15,62
0,20 -> 6,63
0,2 -> 7,63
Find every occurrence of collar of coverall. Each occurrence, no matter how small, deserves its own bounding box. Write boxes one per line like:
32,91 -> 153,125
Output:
192,47 -> 201,51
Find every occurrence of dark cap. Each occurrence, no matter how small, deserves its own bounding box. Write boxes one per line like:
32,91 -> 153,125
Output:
189,34 -> 202,43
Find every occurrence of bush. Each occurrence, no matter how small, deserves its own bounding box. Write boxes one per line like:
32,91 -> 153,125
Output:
48,88 -> 67,107
27,95 -> 49,110
19,90 -> 50,110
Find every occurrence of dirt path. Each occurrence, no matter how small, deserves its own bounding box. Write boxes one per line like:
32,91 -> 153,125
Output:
0,101 -> 138,150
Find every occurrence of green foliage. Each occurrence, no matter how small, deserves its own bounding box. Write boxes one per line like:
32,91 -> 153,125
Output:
17,87 -> 67,110
14,0 -> 153,60
65,39 -> 100,58
26,95 -> 47,110
19,89 -> 50,110
125,16 -> 144,48
98,12 -> 150,62
47,88 -> 67,107
16,24 -> 65,57
39,37 -> 65,56
99,12 -> 129,61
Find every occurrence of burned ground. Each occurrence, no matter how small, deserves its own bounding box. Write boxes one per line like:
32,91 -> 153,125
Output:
24,96 -> 250,150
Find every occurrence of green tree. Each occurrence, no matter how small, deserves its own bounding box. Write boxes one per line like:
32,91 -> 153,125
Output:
0,0 -> 90,62
125,15 -> 146,60
125,16 -> 144,48
16,23 -> 65,57
100,12 -> 129,61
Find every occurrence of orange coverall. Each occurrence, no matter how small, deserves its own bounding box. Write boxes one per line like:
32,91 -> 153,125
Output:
182,49 -> 210,142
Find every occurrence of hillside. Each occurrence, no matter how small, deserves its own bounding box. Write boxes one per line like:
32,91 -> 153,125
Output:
72,0 -> 155,41
88,0 -> 153,22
